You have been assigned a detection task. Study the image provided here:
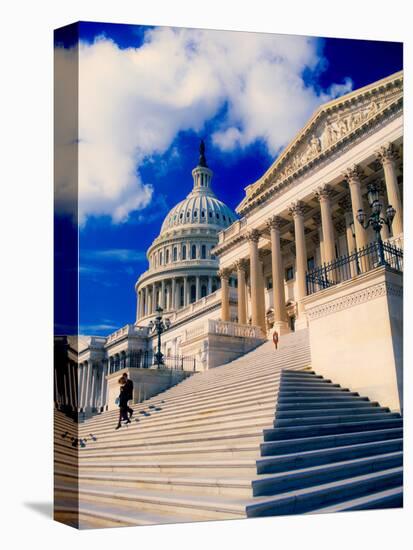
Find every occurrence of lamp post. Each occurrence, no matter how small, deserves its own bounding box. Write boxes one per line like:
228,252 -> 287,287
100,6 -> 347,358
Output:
148,305 -> 171,368
356,183 -> 396,266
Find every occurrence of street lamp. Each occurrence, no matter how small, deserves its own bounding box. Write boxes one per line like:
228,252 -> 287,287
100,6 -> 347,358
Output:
356,183 -> 396,266
148,306 -> 171,368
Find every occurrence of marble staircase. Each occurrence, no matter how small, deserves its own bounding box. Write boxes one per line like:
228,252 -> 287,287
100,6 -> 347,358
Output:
54,329 -> 403,528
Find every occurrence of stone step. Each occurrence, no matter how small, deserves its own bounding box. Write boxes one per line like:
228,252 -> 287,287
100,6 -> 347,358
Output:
61,442 -> 261,461
279,390 -> 359,397
246,467 -> 403,516
276,400 -> 381,411
251,452 -> 402,497
78,415 -> 274,445
77,387 -> 280,431
75,426 -> 266,451
78,404 -> 277,438
58,454 -> 259,475
54,499 -> 195,528
263,418 -> 403,441
55,482 -> 248,520
278,395 -> 371,403
273,412 -> 400,427
275,406 -> 389,418
260,427 -> 403,456
306,486 -> 403,514
256,439 -> 403,473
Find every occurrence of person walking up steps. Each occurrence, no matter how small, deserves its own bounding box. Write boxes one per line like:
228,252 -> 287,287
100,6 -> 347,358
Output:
115,374 -> 132,430
123,372 -> 134,419
272,329 -> 279,350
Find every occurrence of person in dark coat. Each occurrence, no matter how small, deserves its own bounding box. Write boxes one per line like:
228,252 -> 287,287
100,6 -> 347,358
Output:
123,373 -> 134,419
115,375 -> 131,429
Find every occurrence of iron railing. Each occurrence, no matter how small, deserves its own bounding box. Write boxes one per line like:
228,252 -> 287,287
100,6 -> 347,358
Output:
306,240 -> 403,295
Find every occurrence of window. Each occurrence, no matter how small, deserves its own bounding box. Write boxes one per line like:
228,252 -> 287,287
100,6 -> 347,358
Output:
285,266 -> 294,281
212,284 -> 217,292
187,211 -> 190,217
223,215 -> 226,221
180,285 -> 184,307
180,213 -> 183,220
194,210 -> 198,217
209,211 -> 212,218
201,245 -> 206,259
191,244 -> 197,259
216,213 -> 220,219
190,284 -> 196,303
173,247 -> 177,261
201,285 -> 207,298
182,245 -> 187,260
165,249 -> 169,263
159,251 -> 163,265
307,256 -> 315,271
201,210 -> 205,218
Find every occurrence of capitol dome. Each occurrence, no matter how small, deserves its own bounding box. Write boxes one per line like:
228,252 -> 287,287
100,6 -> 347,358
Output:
135,141 -> 237,324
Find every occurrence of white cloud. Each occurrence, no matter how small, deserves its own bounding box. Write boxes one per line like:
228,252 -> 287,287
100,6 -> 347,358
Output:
55,28 -> 353,224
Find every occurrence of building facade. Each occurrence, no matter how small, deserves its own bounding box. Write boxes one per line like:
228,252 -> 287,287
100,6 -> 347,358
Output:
54,70 -> 403,417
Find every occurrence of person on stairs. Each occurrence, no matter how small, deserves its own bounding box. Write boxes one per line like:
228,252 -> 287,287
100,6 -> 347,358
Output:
272,329 -> 279,350
115,374 -> 133,430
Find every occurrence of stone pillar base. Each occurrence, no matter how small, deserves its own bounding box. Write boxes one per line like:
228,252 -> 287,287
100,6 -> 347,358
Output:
272,320 -> 291,336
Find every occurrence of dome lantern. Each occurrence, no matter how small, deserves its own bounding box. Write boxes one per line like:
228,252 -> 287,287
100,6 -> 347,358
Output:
191,140 -> 213,195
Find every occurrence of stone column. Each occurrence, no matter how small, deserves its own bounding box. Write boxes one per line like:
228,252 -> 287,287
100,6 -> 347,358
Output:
136,291 -> 140,322
246,229 -> 266,332
343,165 -> 369,250
315,185 -> 336,264
171,278 -> 176,310
152,283 -> 157,312
160,280 -> 166,309
235,259 -> 248,325
289,201 -> 307,321
338,196 -> 357,277
218,268 -> 231,322
312,213 -> 324,264
267,216 -> 289,334
183,277 -> 188,307
376,143 -> 402,237
195,276 -> 201,301
207,276 -> 212,295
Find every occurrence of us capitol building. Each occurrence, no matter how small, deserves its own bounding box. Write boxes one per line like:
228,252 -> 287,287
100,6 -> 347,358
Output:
56,70 -> 403,417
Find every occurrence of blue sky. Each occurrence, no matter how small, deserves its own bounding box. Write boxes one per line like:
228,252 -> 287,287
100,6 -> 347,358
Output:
54,22 -> 402,335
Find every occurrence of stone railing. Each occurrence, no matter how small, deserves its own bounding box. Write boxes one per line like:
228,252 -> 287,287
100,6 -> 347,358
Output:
106,324 -> 148,345
217,218 -> 247,244
184,318 -> 264,342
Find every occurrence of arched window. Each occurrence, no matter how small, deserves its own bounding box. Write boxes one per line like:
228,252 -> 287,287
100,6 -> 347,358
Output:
159,251 -> 163,265
182,245 -> 187,260
194,210 -> 198,218
201,245 -> 206,259
201,210 -> 205,218
165,249 -> 169,263
191,244 -> 197,259
173,247 -> 177,261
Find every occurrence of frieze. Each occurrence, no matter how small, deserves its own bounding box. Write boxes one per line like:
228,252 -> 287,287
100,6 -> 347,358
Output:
306,281 -> 403,320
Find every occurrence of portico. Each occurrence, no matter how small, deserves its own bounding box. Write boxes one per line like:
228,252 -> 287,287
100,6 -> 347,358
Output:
213,71 -> 403,335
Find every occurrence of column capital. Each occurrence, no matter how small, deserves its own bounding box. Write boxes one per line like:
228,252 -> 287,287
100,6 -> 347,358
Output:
235,259 -> 248,272
315,184 -> 332,202
246,228 -> 261,243
289,200 -> 305,218
375,142 -> 397,165
266,215 -> 284,231
217,268 -> 232,280
343,164 -> 362,183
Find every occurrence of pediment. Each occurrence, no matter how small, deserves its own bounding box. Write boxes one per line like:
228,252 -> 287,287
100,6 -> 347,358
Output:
238,71 -> 403,214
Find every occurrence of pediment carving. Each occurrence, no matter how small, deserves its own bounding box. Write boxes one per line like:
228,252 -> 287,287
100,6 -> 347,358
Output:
239,72 -> 403,214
